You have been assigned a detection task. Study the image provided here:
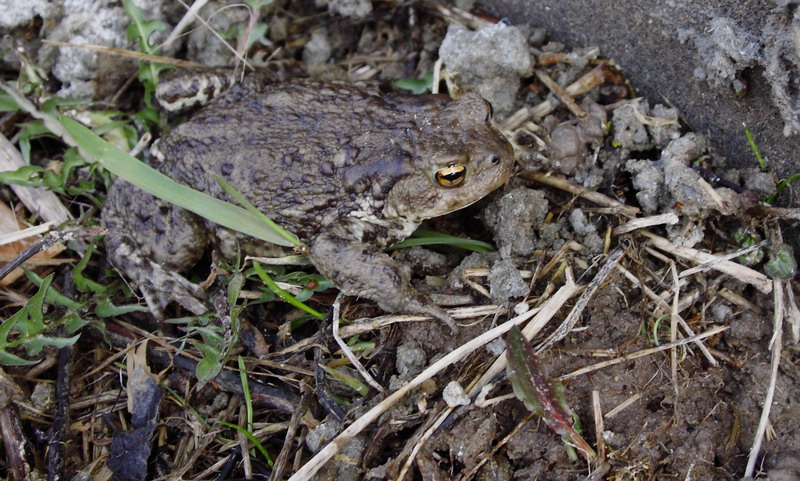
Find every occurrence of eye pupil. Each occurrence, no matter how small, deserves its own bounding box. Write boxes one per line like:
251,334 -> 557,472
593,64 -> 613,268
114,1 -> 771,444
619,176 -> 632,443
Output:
435,163 -> 466,187
489,155 -> 500,165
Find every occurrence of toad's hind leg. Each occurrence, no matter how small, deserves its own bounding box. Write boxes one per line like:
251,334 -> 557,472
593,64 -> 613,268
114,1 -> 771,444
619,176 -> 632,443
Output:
102,180 -> 210,318
309,232 -> 457,331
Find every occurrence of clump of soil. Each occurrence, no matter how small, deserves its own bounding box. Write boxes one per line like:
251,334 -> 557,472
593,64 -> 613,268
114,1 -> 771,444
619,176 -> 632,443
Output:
0,1 -> 797,481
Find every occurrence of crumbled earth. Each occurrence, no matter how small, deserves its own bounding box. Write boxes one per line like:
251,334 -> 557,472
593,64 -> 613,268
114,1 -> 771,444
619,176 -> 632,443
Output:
0,1 -> 798,481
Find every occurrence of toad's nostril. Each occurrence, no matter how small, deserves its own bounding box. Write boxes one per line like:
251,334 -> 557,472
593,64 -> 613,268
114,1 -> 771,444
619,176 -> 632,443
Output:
488,155 -> 500,165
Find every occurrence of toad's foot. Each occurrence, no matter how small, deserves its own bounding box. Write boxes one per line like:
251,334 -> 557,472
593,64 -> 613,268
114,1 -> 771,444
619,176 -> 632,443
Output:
103,180 -> 210,319
310,233 -> 457,331
110,238 -> 208,319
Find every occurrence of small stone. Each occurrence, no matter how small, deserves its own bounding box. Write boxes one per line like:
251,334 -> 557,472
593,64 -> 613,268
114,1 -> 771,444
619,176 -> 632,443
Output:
306,418 -> 342,453
486,338 -> 506,357
569,208 -> 597,235
513,302 -> 530,315
439,23 -> 533,113
396,342 -> 426,375
443,381 -> 471,407
489,258 -> 530,304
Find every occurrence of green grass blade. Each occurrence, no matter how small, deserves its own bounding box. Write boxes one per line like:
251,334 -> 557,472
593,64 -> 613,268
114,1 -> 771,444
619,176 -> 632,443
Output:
252,262 -> 325,319
59,115 -> 296,247
215,174 -> 300,246
238,356 -> 254,432
388,229 -> 495,252
216,420 -> 274,466
765,173 -> 800,204
743,124 -> 766,170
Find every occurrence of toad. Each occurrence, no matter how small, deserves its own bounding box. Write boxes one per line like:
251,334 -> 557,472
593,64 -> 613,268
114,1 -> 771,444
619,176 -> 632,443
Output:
102,78 -> 514,329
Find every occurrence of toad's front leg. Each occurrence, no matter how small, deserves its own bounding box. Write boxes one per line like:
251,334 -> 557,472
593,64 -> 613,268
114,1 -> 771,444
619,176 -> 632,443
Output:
309,232 -> 457,331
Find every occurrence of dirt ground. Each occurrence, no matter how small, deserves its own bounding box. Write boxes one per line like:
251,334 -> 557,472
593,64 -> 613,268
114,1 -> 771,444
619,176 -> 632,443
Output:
0,1 -> 798,480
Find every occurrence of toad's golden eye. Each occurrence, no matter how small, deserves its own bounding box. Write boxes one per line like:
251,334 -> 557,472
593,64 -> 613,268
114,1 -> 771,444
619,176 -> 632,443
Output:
434,163 -> 467,187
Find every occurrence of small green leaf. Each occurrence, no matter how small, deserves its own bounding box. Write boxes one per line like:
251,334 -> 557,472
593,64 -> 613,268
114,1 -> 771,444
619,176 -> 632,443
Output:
765,173 -> 800,204
0,351 -> 39,366
62,314 -> 90,335
189,325 -> 225,347
238,356 -> 254,431
227,271 -> 246,307
124,0 -> 167,53
40,96 -> 92,114
0,91 -> 21,112
764,244 -> 797,279
392,73 -> 434,94
0,274 -> 88,365
73,241 -> 108,293
506,325 -> 596,460
94,298 -> 148,317
192,340 -> 223,384
24,270 -> 82,311
10,273 -> 52,339
24,334 -> 81,356
18,119 -> 53,164
0,165 -> 45,187
134,106 -> 162,130
743,124 -> 766,170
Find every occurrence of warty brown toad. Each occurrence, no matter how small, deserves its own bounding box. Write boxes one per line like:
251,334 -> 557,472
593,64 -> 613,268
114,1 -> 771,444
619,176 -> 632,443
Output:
102,78 -> 514,329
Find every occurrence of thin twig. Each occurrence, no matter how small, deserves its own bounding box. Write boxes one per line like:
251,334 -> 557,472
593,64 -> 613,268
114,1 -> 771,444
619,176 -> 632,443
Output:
605,392 -> 642,419
558,325 -> 728,381
669,263 -> 680,410
522,172 -> 640,218
719,288 -> 763,314
612,213 -> 679,236
269,390 -> 310,481
394,405 -> 454,481
748,205 -> 800,220
745,279 -> 784,477
42,40 -> 203,68
467,271 -> 579,398
535,70 -> 588,118
679,240 -> 769,278
537,247 -> 624,352
271,305 -> 501,358
0,227 -> 104,282
47,343 -> 73,481
461,411 -> 537,481
332,296 -> 384,393
640,230 -> 772,293
174,0 -> 251,68
0,369 -> 30,480
0,222 -> 55,246
615,263 -> 717,365
163,0 -> 212,49
592,390 -> 606,461
784,284 -> 800,343
238,404 -> 253,479
531,64 -> 608,119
